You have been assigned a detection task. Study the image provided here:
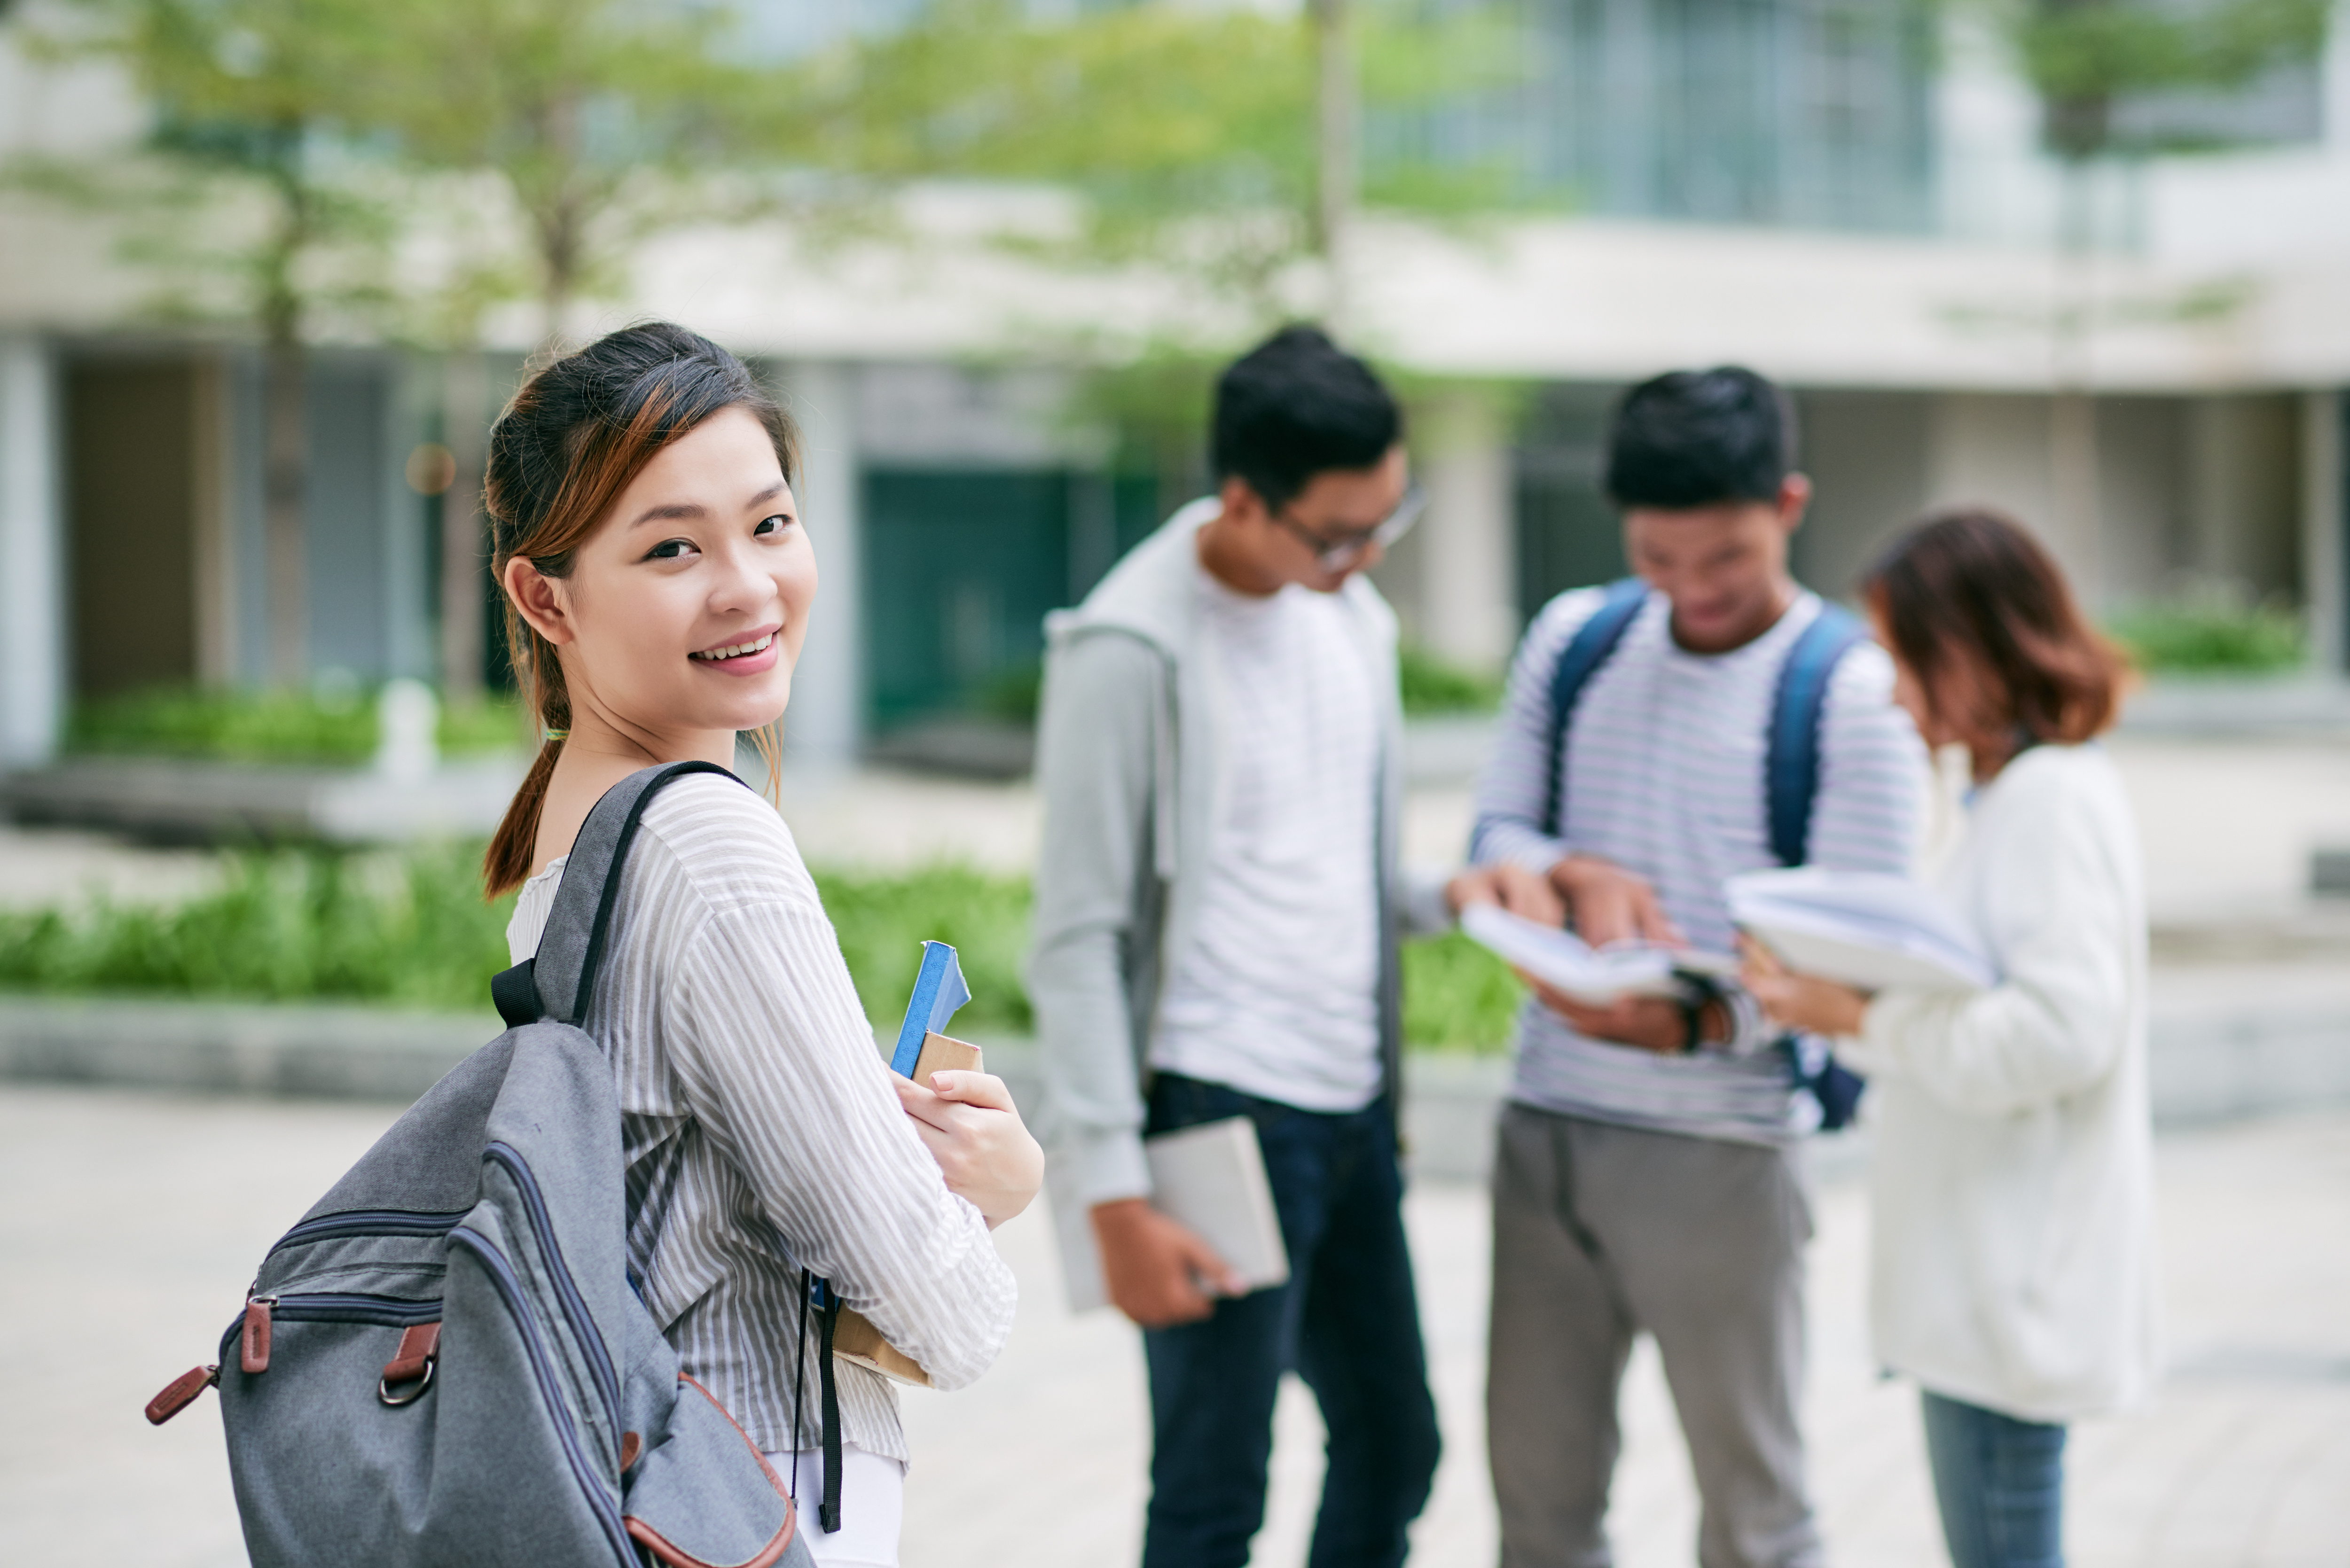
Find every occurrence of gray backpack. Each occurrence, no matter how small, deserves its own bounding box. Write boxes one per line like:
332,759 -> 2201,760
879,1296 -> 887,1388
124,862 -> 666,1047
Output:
145,762 -> 816,1568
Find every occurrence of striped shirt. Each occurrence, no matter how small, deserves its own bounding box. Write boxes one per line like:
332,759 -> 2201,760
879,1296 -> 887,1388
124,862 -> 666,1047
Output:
507,774 -> 1016,1461
1471,585 -> 1927,1144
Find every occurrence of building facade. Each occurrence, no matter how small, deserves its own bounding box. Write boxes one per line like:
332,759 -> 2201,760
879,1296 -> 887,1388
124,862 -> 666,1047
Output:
3,0 -> 2347,774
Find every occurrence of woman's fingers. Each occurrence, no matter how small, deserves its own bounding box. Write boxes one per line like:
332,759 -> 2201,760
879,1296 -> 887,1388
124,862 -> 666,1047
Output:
924,1069 -> 1017,1112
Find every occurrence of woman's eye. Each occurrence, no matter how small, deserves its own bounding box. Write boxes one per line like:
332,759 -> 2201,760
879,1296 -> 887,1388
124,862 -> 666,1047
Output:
754,514 -> 793,537
645,538 -> 698,561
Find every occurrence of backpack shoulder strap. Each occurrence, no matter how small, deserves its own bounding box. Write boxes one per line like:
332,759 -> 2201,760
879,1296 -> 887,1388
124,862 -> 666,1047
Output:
492,760 -> 745,1029
1766,602 -> 1869,867
1540,577 -> 1650,837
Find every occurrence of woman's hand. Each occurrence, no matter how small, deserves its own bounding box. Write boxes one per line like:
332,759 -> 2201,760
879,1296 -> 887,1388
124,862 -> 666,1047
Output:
892,1069 -> 1045,1229
1739,936 -> 1871,1038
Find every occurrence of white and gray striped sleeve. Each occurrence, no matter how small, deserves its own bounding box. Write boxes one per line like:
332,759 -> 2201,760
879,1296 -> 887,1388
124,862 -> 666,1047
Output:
1470,587 -> 1606,872
658,849 -> 1017,1395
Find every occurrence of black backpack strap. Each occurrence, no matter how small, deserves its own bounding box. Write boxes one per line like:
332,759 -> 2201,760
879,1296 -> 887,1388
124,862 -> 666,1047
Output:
489,760 -> 745,1028
1540,577 -> 1650,837
1763,602 -> 1869,868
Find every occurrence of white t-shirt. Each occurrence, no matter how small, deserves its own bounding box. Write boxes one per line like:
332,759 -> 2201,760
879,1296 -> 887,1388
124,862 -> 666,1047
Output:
1149,569 -> 1384,1113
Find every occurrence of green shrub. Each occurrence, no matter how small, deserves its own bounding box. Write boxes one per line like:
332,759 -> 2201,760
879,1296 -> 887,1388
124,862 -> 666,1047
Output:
0,845 -> 1508,1051
2106,600 -> 2303,674
0,843 -> 515,1009
815,864 -> 1035,1034
66,686 -> 527,765
1400,930 -> 1522,1053
1398,646 -> 1504,715
0,843 -> 1035,1030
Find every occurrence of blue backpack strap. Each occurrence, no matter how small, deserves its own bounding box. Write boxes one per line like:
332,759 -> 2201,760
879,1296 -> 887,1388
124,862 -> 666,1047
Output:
1764,601 -> 1868,868
1764,601 -> 1872,1131
1541,577 -> 1651,836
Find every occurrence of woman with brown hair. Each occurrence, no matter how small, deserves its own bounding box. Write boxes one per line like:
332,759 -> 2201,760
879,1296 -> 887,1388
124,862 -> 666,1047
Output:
484,321 -> 1041,1567
1742,508 -> 2158,1568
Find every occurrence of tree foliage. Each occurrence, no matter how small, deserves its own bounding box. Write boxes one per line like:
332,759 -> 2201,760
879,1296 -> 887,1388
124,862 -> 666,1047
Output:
2006,0 -> 2331,160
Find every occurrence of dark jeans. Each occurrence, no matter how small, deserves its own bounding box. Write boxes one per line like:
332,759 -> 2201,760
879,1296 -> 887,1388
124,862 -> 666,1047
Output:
1921,1390 -> 2067,1568
1138,1073 -> 1441,1568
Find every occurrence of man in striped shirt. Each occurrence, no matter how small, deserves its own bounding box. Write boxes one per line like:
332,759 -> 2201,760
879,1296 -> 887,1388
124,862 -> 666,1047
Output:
1469,368 -> 1928,1568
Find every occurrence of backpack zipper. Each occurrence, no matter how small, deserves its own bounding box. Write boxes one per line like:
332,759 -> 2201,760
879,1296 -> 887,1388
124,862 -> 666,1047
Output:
447,1224 -> 634,1567
482,1141 -> 621,1420
274,1208 -> 470,1249
217,1292 -> 444,1366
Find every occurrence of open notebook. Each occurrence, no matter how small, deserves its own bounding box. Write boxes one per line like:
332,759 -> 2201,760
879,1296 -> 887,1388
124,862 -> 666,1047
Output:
1726,867 -> 1994,993
1459,903 -> 1736,1003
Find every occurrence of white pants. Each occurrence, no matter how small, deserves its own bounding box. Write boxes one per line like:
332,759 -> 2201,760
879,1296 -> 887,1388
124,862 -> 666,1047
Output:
762,1443 -> 906,1568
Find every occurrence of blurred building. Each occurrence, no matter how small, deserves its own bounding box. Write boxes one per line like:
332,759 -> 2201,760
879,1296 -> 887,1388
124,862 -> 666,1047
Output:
2,0 -> 2348,775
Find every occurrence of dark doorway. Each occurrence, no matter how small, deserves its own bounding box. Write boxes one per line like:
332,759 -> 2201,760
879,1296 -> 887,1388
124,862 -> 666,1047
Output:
66,359 -> 201,697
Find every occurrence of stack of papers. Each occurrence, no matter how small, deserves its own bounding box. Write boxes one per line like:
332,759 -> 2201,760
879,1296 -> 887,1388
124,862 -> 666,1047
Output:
1726,868 -> 1994,993
1460,904 -> 1735,1004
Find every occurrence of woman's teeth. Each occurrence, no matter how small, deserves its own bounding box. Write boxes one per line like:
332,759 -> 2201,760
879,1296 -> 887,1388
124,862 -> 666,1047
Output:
691,633 -> 775,662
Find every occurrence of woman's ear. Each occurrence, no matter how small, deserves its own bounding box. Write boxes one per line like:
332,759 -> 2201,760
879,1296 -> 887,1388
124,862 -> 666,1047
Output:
503,557 -> 574,646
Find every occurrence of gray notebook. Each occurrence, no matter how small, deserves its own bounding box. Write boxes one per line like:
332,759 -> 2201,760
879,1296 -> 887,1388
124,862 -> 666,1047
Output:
1057,1115 -> 1290,1313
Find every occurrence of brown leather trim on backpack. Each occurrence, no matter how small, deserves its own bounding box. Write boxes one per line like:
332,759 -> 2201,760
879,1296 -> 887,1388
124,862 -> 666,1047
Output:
376,1321 -> 441,1406
381,1322 -> 441,1385
241,1299 -> 274,1374
620,1431 -> 642,1473
622,1374 -> 796,1568
146,1364 -> 219,1425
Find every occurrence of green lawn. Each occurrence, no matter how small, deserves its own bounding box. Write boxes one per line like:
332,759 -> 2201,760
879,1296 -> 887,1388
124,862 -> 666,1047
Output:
0,847 -> 1522,1052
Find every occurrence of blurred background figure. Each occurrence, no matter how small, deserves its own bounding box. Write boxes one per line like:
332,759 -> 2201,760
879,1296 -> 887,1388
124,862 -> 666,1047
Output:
1747,508 -> 2156,1568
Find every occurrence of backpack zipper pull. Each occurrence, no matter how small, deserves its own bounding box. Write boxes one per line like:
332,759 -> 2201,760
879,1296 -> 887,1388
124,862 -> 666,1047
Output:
242,1296 -> 277,1374
145,1364 -> 219,1425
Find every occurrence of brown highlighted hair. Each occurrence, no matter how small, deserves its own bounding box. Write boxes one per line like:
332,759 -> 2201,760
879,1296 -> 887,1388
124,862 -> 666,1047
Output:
1862,507 -> 2128,753
480,322 -> 798,898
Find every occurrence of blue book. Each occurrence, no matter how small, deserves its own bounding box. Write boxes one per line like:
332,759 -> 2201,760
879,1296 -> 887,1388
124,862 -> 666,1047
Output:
890,941 -> 972,1078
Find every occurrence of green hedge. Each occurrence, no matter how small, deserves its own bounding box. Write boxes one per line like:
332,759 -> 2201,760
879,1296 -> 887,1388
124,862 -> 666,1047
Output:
2106,600 -> 2303,674
0,849 -> 1519,1051
1398,646 -> 1504,715
68,686 -> 527,765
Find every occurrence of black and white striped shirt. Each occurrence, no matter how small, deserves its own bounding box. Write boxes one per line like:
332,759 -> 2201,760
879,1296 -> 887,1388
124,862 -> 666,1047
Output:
1472,585 -> 1928,1144
508,775 -> 1016,1460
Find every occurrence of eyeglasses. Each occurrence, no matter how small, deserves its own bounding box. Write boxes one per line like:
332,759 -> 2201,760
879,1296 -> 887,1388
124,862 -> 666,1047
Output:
1271,486 -> 1427,570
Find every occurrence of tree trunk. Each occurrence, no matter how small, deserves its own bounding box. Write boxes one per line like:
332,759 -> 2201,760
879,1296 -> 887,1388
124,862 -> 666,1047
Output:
1311,0 -> 1357,335
2049,158 -> 2102,600
537,92 -> 586,352
262,327 -> 307,688
438,350 -> 488,701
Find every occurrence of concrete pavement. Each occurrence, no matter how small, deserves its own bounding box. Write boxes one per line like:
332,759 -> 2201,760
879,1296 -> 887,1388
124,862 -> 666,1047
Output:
7,1082 -> 2343,1568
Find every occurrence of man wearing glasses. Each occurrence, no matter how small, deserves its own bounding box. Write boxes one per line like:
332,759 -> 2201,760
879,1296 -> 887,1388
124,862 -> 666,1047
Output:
1030,325 -> 1541,1568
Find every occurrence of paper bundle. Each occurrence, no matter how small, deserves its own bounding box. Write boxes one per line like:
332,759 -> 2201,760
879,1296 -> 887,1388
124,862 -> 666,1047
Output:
1459,903 -> 1735,1004
1726,867 -> 1994,993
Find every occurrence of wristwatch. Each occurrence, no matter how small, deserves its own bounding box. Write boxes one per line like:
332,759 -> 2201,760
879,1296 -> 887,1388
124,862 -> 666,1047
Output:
1675,975 -> 1723,1054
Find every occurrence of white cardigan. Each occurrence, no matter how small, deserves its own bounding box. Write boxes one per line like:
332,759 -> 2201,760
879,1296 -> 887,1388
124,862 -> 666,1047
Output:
1843,743 -> 2160,1423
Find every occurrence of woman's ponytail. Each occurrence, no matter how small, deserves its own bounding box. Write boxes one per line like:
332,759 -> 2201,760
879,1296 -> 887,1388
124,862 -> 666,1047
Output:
475,322 -> 798,899
482,624 -> 576,897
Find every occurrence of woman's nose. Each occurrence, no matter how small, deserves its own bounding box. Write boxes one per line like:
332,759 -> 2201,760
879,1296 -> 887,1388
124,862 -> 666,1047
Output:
709,539 -> 777,614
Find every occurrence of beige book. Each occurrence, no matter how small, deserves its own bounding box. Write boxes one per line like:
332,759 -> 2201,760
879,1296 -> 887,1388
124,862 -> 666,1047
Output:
833,1032 -> 986,1387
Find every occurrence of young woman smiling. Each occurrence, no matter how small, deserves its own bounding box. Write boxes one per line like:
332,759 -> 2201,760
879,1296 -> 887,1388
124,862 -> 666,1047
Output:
483,322 -> 1041,1568
1743,508 -> 2156,1568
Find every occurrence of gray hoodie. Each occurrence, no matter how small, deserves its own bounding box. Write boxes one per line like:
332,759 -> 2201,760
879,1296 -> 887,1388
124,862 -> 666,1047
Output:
1026,499 -> 1451,1302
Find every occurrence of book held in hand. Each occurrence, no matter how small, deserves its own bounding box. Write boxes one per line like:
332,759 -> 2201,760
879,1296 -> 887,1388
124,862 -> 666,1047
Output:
833,941 -> 991,1387
1726,867 -> 1994,993
1059,1115 -> 1292,1315
1459,903 -> 1736,1004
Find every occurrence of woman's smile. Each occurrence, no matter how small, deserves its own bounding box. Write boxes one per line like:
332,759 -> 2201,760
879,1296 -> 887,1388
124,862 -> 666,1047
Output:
688,625 -> 782,675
